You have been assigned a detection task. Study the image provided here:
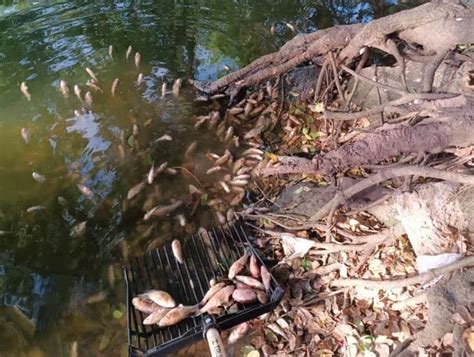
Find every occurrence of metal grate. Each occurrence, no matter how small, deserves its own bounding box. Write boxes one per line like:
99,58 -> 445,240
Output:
125,221 -> 284,356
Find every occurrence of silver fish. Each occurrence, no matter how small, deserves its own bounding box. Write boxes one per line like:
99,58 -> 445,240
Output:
21,128 -> 30,144
260,266 -> 271,291
111,78 -> 119,97
234,275 -> 264,290
59,80 -> 69,98
136,73 -> 144,86
134,52 -> 141,68
171,239 -> 184,264
200,286 -> 235,314
143,306 -> 170,325
224,126 -> 234,142
26,205 -> 46,212
285,22 -> 295,32
270,24 -> 276,34
74,85 -> 82,102
232,288 -> 257,304
85,67 -> 99,83
223,64 -> 230,72
32,172 -> 46,183
141,290 -> 176,308
206,166 -> 222,175
201,282 -> 226,306
108,45 -> 113,59
84,91 -> 93,107
127,181 -> 145,200
172,78 -> 182,96
144,200 -> 183,220
77,183 -> 94,197
228,251 -> 249,279
20,82 -> 31,101
155,134 -> 173,142
147,163 -> 155,184
161,82 -> 167,97
158,304 -> 200,327
126,45 -> 132,60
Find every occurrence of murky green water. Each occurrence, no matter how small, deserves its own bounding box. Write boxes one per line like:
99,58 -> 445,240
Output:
0,1 -> 425,355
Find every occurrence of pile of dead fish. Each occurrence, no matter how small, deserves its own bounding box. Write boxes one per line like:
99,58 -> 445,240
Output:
132,250 -> 272,328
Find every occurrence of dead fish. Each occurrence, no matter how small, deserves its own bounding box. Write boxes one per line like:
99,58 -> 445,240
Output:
285,22 -> 295,32
144,200 -> 183,220
133,124 -> 139,136
108,45 -> 113,59
126,45 -> 132,60
229,107 -> 243,115
20,82 -> 31,101
256,290 -> 268,304
153,162 -> 168,177
226,208 -> 234,222
165,168 -> 178,175
32,172 -> 45,183
188,184 -> 202,195
118,239 -> 129,262
26,205 -> 46,213
201,282 -> 226,305
58,196 -> 68,206
107,264 -> 115,288
77,183 -> 94,198
158,304 -> 200,327
249,255 -> 260,279
74,85 -> 82,102
228,322 -> 249,345
132,296 -> 160,314
161,82 -> 167,97
143,306 -> 170,325
219,181 -> 230,193
270,24 -> 276,34
21,128 -> 30,144
228,251 -> 249,279
70,341 -> 78,357
84,91 -> 93,107
184,141 -> 197,158
141,290 -> 176,308
71,221 -> 87,238
85,291 -> 107,304
260,266 -> 271,291
85,67 -> 99,83
147,163 -> 155,184
223,64 -> 230,72
224,126 -> 234,142
234,275 -> 265,290
216,211 -> 226,224
242,148 -> 264,156
111,78 -> 120,97
86,80 -> 102,92
230,179 -> 248,187
134,52 -> 141,68
232,288 -> 257,304
230,191 -> 245,206
206,166 -> 222,175
155,134 -> 173,142
74,110 -> 82,117
200,286 -> 235,314
136,73 -> 144,86
59,80 -> 69,98
172,239 -> 184,264
176,214 -> 185,226
172,78 -> 182,96
127,181 -> 145,200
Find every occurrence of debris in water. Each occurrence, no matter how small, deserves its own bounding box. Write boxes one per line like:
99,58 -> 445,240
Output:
172,239 -> 184,264
20,82 -> 31,101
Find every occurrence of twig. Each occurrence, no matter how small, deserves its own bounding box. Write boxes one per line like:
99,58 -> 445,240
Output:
310,164 -> 474,222
315,57 -> 329,100
391,292 -> 428,311
331,255 -> 474,289
329,51 -> 345,101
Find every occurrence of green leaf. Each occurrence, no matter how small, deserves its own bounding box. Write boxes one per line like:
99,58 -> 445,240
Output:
200,193 -> 208,204
113,309 -> 124,319
127,135 -> 135,147
302,258 -> 311,271
302,127 -> 309,135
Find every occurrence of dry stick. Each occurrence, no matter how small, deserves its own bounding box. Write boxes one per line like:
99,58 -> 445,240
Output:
328,51 -> 345,101
331,255 -> 474,289
345,49 -> 369,109
310,164 -> 474,222
314,57 -> 329,100
391,292 -> 428,311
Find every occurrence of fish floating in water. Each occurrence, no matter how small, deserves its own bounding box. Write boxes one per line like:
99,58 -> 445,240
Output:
108,45 -> 113,59
161,82 -> 167,97
111,78 -> 119,97
127,181 -> 146,200
134,52 -> 141,68
285,22 -> 295,32
74,85 -> 82,102
26,205 -> 46,213
126,45 -> 132,60
77,183 -> 94,198
155,134 -> 173,142
20,82 -> 31,101
32,172 -> 46,183
59,80 -> 69,98
172,78 -> 182,96
21,128 -> 30,144
85,67 -> 99,83
84,91 -> 93,107
136,73 -> 144,86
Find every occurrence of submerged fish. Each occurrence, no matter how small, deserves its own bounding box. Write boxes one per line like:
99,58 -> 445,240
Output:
84,91 -> 93,107
59,80 -> 69,98
200,286 -> 235,314
172,78 -> 182,96
155,134 -> 173,142
26,205 -> 46,213
285,22 -> 295,32
108,45 -> 113,59
21,128 -> 30,144
234,275 -> 264,290
232,288 -> 257,304
20,82 -> 31,101
171,239 -> 184,264
228,251 -> 249,279
144,200 -> 183,220
161,82 -> 167,97
77,184 -> 94,198
127,181 -> 145,200
111,78 -> 119,97
32,172 -> 46,183
125,45 -> 132,60
74,85 -> 82,102
86,80 -> 102,92
158,304 -> 200,327
201,282 -> 226,306
132,296 -> 160,315
141,290 -> 176,308
85,67 -> 99,83
143,306 -> 170,325
71,221 -> 87,238
147,163 -> 155,184
136,73 -> 144,86
134,52 -> 141,68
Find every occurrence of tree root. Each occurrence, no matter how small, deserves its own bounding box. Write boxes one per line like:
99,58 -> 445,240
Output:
330,255 -> 474,289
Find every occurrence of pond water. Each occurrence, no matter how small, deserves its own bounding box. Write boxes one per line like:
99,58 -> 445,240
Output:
0,1 -> 425,355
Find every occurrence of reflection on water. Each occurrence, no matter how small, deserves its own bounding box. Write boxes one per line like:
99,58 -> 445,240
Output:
0,0 -> 426,355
